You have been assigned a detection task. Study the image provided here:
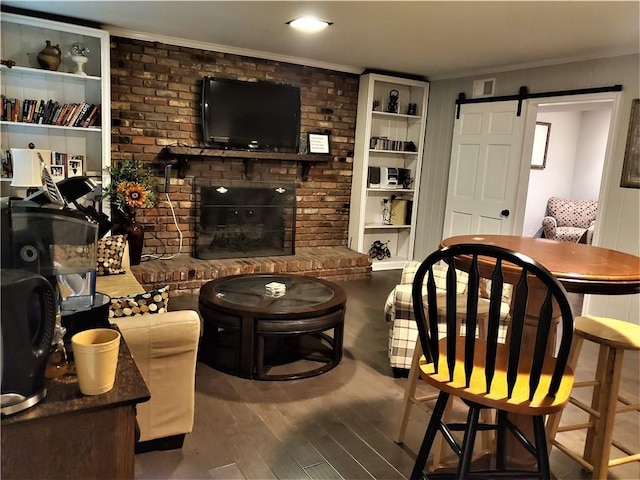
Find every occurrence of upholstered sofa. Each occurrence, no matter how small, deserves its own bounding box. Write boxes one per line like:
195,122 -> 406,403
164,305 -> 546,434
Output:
542,196 -> 598,244
384,261 -> 511,376
95,241 -> 201,450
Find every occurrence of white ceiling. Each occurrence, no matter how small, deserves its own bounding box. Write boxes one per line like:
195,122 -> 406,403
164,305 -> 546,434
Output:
3,1 -> 639,80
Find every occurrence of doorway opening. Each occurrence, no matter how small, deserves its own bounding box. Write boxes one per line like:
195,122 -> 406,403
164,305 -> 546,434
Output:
521,98 -> 614,239
521,95 -> 617,316
442,91 -> 619,247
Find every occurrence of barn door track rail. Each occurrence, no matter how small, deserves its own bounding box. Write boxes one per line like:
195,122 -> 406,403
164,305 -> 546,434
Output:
455,84 -> 623,119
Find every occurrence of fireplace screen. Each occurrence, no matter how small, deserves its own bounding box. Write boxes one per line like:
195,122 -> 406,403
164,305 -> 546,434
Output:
195,182 -> 296,260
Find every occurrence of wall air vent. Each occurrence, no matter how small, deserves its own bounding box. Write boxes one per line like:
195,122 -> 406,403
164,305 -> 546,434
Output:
472,78 -> 496,98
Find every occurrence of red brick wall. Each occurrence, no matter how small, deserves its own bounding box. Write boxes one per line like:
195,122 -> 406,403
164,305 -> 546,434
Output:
109,37 -> 359,257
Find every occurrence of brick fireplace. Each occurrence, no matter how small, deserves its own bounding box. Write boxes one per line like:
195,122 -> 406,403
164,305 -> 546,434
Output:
109,37 -> 371,291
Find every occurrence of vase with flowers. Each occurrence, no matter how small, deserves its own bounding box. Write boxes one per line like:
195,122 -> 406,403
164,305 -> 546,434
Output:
103,160 -> 157,265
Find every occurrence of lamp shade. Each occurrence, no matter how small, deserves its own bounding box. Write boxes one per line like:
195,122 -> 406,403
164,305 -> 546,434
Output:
10,149 -> 50,188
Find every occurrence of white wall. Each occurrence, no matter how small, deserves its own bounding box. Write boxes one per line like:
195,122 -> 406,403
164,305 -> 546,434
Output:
571,109 -> 610,199
415,54 -> 639,323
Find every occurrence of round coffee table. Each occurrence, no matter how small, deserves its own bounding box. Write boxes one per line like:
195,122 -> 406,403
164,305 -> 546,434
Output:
198,274 -> 347,380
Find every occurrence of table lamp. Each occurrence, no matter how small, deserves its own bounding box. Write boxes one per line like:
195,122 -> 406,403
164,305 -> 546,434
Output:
9,148 -> 50,196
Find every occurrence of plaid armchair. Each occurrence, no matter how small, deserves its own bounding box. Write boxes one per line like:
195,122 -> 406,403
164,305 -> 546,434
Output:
384,261 -> 511,375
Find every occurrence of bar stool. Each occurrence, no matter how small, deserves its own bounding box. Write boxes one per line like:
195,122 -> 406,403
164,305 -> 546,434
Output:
545,315 -> 640,479
394,339 -> 438,441
394,296 -> 493,470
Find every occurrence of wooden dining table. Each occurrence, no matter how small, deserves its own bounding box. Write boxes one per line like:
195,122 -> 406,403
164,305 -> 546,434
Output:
441,234 -> 640,296
439,234 -> 640,467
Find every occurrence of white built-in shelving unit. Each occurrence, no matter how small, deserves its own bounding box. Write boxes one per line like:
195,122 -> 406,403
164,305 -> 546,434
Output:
0,12 -> 110,201
348,73 -> 429,271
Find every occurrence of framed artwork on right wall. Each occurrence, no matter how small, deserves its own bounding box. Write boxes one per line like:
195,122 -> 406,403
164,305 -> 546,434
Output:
620,98 -> 639,188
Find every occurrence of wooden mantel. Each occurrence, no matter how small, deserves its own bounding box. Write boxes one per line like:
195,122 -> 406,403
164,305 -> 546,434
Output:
159,146 -> 331,181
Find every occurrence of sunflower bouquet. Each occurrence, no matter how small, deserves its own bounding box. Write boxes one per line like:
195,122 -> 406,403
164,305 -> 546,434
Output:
104,159 -> 157,219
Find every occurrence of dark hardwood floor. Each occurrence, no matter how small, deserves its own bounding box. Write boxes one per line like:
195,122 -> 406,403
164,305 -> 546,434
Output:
135,271 -> 639,480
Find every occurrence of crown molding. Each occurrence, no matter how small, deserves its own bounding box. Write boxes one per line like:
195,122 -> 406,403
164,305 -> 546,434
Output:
106,26 -> 364,75
429,49 -> 640,81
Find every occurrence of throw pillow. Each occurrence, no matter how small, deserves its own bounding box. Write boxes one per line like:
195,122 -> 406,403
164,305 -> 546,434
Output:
109,285 -> 170,318
96,235 -> 127,276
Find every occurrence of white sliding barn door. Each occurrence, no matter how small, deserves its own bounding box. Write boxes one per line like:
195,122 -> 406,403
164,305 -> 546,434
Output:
443,101 -> 529,238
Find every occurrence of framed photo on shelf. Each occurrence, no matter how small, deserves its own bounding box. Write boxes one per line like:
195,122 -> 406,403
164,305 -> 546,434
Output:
67,155 -> 84,178
307,132 -> 330,154
49,165 -> 65,183
620,98 -> 639,188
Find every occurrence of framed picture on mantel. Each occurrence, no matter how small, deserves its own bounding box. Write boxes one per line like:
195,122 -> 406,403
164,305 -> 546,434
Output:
308,132 -> 330,154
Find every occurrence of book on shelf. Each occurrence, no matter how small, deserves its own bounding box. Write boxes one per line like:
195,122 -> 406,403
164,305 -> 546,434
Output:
50,104 -> 63,125
43,100 -> 58,124
34,100 -> 45,124
66,103 -> 81,126
55,103 -> 70,126
55,103 -> 72,126
67,103 -> 83,126
21,99 -> 30,123
11,98 -> 18,122
1,97 -> 100,128
72,102 -> 91,127
82,104 -> 101,127
80,105 -> 95,127
28,100 -> 36,122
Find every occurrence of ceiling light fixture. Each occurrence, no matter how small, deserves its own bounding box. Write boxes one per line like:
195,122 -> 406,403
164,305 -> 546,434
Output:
287,16 -> 332,32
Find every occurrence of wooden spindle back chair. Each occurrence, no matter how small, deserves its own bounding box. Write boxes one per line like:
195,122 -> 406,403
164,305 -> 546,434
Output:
410,243 -> 575,480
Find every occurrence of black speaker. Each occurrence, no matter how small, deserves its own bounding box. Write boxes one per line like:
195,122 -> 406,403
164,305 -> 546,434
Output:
405,200 -> 413,224
368,166 -> 381,187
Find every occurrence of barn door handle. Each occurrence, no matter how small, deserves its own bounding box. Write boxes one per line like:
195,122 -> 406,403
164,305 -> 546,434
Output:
501,209 -> 510,217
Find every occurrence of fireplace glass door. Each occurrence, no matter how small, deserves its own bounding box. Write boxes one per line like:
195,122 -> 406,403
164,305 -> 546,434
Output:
195,182 -> 296,260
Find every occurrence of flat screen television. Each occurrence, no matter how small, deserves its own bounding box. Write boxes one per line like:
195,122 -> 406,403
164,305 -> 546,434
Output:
201,77 -> 301,152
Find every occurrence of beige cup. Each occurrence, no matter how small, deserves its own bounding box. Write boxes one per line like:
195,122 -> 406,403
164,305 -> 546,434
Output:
71,328 -> 121,395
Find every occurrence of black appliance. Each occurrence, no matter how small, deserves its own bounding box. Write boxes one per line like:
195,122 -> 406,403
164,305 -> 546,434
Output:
398,168 -> 412,189
1,269 -> 57,415
201,77 -> 301,151
27,176 -> 112,238
1,199 -> 99,312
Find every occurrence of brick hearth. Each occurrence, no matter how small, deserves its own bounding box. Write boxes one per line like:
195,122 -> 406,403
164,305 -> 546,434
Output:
130,247 -> 372,296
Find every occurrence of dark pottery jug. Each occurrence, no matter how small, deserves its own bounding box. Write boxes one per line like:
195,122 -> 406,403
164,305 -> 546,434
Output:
37,40 -> 62,71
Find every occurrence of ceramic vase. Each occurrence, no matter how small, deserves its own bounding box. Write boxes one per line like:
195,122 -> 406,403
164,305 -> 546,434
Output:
37,40 -> 62,71
70,55 -> 88,75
